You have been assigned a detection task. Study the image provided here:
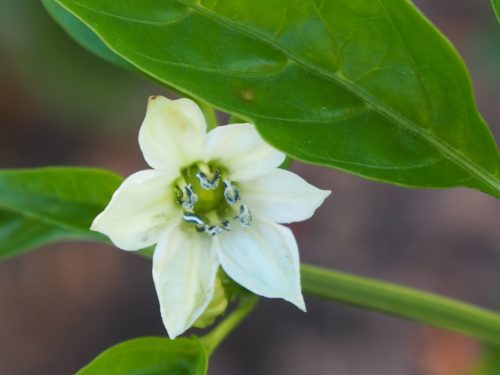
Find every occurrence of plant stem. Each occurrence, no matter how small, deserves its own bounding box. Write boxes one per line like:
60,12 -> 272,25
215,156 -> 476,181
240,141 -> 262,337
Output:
201,295 -> 259,356
301,263 -> 500,345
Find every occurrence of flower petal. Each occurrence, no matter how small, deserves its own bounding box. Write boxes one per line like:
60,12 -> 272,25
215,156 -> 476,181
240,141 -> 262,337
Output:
139,96 -> 206,171
214,217 -> 305,310
153,221 -> 219,338
91,169 -> 178,251
241,169 -> 331,224
204,124 -> 285,181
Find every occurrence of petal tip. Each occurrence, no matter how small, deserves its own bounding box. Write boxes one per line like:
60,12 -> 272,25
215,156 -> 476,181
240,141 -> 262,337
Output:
322,189 -> 333,199
164,325 -> 182,340
289,293 -> 307,312
313,188 -> 332,209
159,307 -> 189,340
89,214 -> 104,233
147,94 -> 169,106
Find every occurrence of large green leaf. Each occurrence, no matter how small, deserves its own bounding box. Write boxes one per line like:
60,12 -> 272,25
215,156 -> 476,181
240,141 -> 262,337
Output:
50,0 -> 500,197
0,168 -> 121,259
77,337 -> 208,375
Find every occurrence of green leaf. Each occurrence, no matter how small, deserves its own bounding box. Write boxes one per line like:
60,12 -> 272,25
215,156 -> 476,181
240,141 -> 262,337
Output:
51,0 -> 500,197
0,168 -> 122,259
301,264 -> 500,346
493,0 -> 500,24
77,337 -> 208,375
0,209 -> 73,259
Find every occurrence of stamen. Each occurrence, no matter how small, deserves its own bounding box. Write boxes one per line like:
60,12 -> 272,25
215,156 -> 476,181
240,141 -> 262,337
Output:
236,205 -> 252,227
221,219 -> 231,231
183,213 -> 208,233
196,169 -> 220,190
205,225 -> 223,236
178,184 -> 198,211
183,212 -> 205,226
223,180 -> 240,205
185,184 -> 198,204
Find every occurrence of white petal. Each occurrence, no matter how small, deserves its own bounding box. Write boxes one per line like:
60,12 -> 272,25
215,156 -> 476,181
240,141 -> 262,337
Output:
241,169 -> 331,224
214,217 -> 305,310
204,124 -> 285,181
153,221 -> 219,338
91,169 -> 178,251
139,96 -> 206,171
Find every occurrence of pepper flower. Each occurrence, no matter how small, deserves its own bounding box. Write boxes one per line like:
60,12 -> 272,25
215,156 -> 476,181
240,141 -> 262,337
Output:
91,96 -> 330,338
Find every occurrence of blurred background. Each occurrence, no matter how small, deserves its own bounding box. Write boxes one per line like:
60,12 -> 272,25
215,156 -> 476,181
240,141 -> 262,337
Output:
1,1 -> 500,374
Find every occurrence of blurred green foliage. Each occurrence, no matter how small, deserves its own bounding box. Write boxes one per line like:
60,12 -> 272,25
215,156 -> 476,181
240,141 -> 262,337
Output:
0,1 -> 165,134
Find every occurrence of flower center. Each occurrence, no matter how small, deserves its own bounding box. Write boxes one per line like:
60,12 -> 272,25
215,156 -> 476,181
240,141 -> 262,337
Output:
183,164 -> 224,214
174,162 -> 252,236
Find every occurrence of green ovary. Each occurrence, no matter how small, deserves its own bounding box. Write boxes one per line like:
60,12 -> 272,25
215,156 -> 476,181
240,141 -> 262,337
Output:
182,163 -> 225,214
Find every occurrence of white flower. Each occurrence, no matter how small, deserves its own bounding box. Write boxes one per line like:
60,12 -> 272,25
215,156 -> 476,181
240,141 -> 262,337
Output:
91,96 -> 330,338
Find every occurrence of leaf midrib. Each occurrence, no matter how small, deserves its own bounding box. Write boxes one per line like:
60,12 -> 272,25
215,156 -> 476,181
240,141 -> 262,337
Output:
59,0 -> 500,195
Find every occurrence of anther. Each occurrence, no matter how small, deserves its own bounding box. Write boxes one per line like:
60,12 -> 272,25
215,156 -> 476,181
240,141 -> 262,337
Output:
223,180 -> 240,205
184,213 -> 207,233
183,212 -> 205,226
205,225 -> 223,236
196,169 -> 220,190
185,184 -> 197,203
236,205 -> 252,227
221,219 -> 231,231
179,184 -> 198,211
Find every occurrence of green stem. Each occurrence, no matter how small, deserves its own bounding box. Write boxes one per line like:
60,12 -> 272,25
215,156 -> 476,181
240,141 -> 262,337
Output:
301,263 -> 500,345
201,295 -> 259,356
197,100 -> 218,130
